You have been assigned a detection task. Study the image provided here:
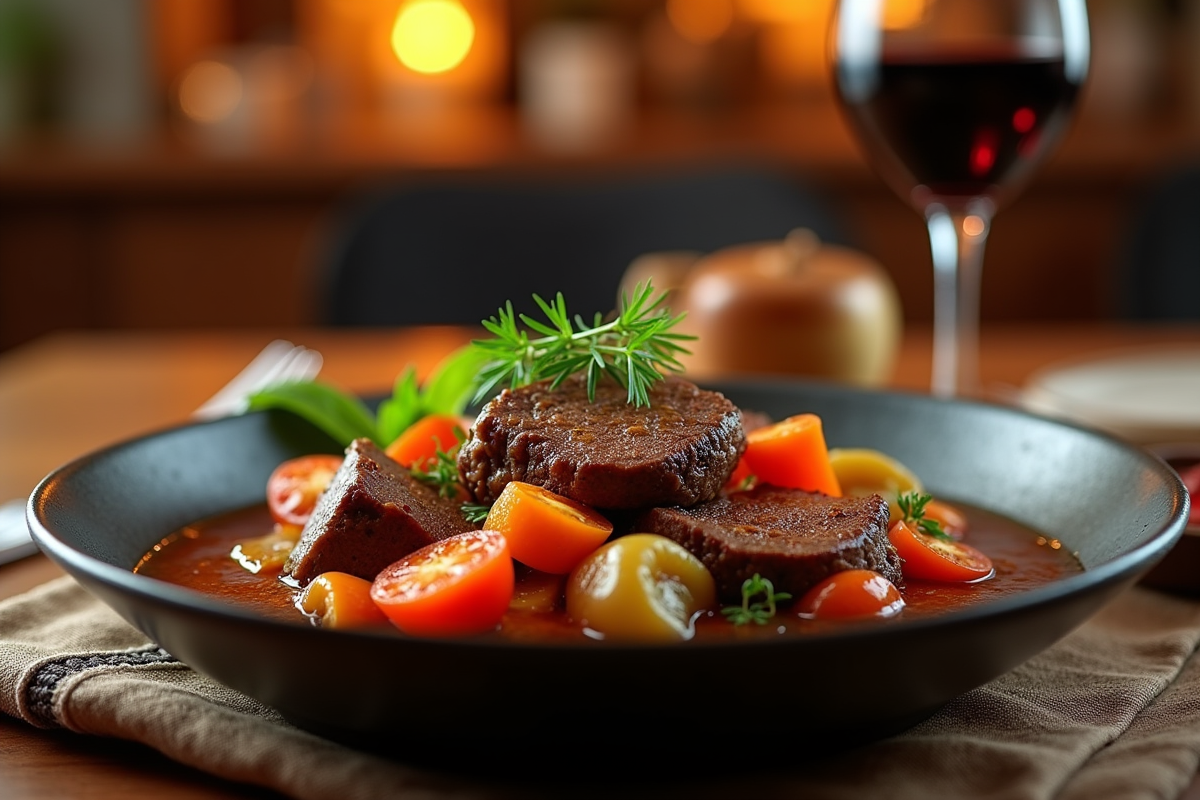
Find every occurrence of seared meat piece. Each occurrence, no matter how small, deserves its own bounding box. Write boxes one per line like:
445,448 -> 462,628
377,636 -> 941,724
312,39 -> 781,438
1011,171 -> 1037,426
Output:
634,484 -> 900,602
458,374 -> 745,510
283,438 -> 476,586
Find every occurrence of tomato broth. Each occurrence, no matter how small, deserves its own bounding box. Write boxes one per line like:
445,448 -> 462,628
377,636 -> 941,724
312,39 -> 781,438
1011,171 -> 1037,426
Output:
135,501 -> 1082,642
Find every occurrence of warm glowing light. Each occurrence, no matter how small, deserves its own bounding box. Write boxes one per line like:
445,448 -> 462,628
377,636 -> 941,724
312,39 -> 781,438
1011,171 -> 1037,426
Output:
178,61 -> 243,124
962,215 -> 986,237
1012,107 -> 1036,133
736,0 -> 821,24
883,0 -> 929,29
667,0 -> 734,44
760,22 -> 826,83
391,0 -> 475,75
326,0 -> 376,19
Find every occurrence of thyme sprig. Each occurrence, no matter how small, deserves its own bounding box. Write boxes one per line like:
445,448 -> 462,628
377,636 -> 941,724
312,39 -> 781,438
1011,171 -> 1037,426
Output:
896,491 -> 950,540
407,441 -> 492,523
722,573 -> 792,626
460,504 -> 492,524
409,447 -> 465,500
470,282 -> 694,407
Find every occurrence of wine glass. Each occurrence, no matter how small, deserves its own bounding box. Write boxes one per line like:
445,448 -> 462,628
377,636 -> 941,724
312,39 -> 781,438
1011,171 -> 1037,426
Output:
831,0 -> 1090,397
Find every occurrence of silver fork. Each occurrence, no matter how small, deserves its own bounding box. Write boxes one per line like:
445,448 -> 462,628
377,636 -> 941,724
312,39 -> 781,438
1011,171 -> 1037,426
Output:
193,339 -> 323,420
0,339 -> 323,565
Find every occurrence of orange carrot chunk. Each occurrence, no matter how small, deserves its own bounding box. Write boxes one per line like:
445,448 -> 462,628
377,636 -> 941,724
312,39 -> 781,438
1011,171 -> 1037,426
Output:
484,481 -> 614,574
297,572 -> 390,629
742,413 -> 842,496
384,413 -> 465,469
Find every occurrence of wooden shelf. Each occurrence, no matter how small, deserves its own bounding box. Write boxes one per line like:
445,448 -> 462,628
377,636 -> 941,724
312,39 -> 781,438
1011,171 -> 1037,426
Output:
4,99 -> 1196,186
1,100 -> 1198,352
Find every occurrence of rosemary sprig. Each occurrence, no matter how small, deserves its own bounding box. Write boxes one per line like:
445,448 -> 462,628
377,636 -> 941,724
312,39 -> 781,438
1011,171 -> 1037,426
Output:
722,573 -> 792,626
470,282 -> 695,407
896,491 -> 950,540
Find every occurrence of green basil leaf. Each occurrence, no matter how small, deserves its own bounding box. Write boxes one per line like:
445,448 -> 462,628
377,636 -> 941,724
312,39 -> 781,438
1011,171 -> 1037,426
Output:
420,344 -> 492,417
376,367 -> 421,445
246,381 -> 379,447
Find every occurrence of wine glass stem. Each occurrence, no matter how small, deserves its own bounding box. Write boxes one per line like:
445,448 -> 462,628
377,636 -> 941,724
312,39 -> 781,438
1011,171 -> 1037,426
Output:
926,202 -> 993,398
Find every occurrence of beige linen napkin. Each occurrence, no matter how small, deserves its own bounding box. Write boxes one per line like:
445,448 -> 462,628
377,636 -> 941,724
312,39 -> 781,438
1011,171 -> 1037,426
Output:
4,576 -> 1200,800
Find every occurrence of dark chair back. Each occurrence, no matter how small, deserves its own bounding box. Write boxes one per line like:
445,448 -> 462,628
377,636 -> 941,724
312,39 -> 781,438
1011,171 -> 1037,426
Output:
318,164 -> 850,326
1117,163 -> 1200,321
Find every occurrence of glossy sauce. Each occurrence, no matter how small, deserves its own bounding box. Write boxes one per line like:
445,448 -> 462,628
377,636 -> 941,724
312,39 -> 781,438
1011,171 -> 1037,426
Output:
135,500 -> 1082,642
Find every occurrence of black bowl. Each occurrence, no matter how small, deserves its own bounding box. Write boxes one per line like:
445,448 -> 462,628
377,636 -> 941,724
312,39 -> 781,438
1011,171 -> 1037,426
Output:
27,379 -> 1190,776
1138,443 -> 1200,596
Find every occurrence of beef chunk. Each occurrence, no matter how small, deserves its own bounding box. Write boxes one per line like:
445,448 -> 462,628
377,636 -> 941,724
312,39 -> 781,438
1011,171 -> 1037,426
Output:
458,374 -> 745,510
634,485 -> 901,602
283,438 -> 476,586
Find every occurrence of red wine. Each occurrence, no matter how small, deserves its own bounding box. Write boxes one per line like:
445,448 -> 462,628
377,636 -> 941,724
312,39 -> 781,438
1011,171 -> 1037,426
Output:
836,45 -> 1082,207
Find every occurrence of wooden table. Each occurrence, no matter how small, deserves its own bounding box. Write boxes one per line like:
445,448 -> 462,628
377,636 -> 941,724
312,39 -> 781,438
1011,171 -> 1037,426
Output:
3,322 -> 1200,799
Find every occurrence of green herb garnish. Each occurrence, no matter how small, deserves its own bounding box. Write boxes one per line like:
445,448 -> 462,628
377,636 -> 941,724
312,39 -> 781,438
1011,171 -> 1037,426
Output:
470,282 -> 694,408
409,446 -> 465,499
376,344 -> 490,444
245,343 -> 487,448
896,491 -> 950,540
722,573 -> 792,626
460,504 -> 492,524
731,473 -> 757,492
244,380 -> 378,446
392,432 -> 491,520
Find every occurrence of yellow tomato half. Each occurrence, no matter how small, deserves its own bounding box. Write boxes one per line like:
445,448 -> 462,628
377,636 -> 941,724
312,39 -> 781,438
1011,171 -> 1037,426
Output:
566,534 -> 716,643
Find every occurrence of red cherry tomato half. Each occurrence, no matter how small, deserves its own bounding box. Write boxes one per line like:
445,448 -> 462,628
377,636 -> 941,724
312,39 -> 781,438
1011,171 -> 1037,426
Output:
370,530 -> 514,638
796,569 -> 905,620
923,498 -> 969,540
266,455 -> 343,527
1178,462 -> 1200,526
888,519 -> 995,583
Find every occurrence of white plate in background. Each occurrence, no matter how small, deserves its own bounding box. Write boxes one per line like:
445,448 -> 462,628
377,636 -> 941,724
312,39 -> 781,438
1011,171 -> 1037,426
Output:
1022,347 -> 1200,445
0,499 -> 36,564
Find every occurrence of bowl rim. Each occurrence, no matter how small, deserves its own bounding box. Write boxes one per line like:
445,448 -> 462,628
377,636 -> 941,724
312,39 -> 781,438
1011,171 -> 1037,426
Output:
25,378 -> 1193,654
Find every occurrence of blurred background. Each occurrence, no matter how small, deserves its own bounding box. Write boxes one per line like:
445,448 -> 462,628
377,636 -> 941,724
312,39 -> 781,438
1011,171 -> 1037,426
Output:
0,0 -> 1198,353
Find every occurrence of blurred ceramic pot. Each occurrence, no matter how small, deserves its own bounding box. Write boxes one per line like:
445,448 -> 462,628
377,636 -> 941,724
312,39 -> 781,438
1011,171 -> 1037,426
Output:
657,229 -> 902,386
